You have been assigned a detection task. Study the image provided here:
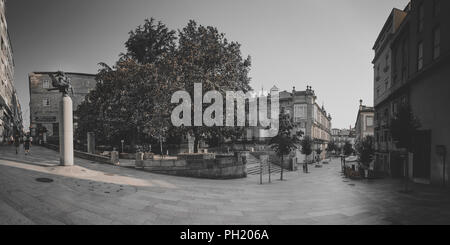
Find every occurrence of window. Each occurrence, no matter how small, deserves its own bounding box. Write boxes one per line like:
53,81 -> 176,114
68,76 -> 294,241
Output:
43,80 -> 50,89
294,104 -> 307,120
43,98 -> 50,107
366,116 -> 374,127
418,3 -> 424,33
417,42 -> 424,71
433,27 -> 441,60
392,102 -> 398,116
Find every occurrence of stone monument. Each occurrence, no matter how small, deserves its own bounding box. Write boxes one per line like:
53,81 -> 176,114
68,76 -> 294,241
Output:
49,71 -> 74,166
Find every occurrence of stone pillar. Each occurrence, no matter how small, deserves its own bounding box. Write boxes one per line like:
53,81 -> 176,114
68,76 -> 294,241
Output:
110,151 -> 120,165
187,134 -> 194,153
87,132 -> 95,154
136,152 -> 144,161
59,95 -> 74,166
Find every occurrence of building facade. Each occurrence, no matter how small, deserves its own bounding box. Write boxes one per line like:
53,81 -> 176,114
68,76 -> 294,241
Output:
373,0 -> 450,185
0,0 -> 23,142
354,100 -> 375,143
279,86 -> 332,160
29,72 -> 97,143
332,128 -> 356,150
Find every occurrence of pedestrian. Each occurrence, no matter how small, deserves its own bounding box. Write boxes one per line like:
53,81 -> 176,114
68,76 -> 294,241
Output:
14,137 -> 20,154
24,136 -> 31,155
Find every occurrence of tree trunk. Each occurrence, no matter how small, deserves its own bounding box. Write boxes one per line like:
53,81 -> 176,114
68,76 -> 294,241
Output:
305,154 -> 309,173
280,155 -> 284,180
268,159 -> 271,183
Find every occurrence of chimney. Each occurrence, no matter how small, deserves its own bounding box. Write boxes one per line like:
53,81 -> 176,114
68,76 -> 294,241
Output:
292,86 -> 296,94
359,99 -> 363,110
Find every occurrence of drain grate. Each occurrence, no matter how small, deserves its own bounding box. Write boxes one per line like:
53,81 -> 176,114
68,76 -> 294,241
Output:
36,178 -> 54,183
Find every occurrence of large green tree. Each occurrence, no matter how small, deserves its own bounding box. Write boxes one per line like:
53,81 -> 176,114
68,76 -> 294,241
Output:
75,19 -> 252,153
300,136 -> 313,173
174,20 -> 252,153
124,18 -> 177,65
75,19 -> 179,150
327,140 -> 338,153
343,141 -> 354,156
356,136 -> 375,169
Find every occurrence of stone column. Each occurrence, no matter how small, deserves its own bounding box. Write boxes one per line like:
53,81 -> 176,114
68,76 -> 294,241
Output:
59,95 -> 74,166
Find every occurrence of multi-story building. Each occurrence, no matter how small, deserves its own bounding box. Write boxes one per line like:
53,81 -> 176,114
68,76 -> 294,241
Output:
354,100 -> 375,143
332,127 -> 356,150
29,72 -> 97,143
246,85 -> 332,161
278,86 -> 332,160
0,0 -> 23,142
373,0 -> 450,185
373,5 -> 409,177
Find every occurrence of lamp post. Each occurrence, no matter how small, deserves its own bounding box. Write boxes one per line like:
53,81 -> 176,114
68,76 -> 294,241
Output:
121,140 -> 124,153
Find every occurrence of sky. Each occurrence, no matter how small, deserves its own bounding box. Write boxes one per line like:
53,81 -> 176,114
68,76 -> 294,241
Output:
6,0 -> 410,129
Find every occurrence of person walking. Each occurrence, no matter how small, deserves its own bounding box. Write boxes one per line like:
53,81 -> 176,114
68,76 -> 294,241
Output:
24,136 -> 31,155
14,137 -> 20,154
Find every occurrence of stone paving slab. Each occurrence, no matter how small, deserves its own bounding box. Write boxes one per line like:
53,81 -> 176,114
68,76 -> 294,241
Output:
2,145 -> 450,224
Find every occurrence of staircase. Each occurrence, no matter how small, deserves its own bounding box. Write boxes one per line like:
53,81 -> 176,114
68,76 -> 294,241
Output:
246,153 -> 282,175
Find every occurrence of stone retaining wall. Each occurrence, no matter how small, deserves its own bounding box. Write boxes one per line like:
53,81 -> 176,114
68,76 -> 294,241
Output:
136,152 -> 248,179
42,143 -> 119,165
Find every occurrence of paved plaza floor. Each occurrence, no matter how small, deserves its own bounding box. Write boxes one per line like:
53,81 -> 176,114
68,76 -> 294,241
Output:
1,145 -> 450,225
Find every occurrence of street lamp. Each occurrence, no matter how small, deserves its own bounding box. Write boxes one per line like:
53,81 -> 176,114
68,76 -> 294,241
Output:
121,139 -> 124,153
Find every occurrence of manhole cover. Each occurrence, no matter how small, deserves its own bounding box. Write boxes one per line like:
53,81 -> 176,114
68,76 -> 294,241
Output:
104,173 -> 115,176
348,184 -> 355,186
36,178 -> 54,183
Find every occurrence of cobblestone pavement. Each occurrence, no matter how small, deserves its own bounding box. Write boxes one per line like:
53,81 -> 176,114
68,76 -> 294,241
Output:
1,145 -> 450,225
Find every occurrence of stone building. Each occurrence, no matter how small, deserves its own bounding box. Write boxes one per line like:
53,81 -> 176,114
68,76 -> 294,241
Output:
373,0 -> 450,185
354,100 -> 375,143
332,128 -> 356,150
0,0 -> 23,142
279,86 -> 332,161
28,72 -> 97,143
245,85 -> 332,162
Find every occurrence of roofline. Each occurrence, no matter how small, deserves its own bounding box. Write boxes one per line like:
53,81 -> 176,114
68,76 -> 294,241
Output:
372,8 -> 407,50
29,71 -> 97,77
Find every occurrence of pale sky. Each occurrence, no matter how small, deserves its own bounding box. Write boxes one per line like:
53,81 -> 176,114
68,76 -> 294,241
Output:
7,0 -> 410,129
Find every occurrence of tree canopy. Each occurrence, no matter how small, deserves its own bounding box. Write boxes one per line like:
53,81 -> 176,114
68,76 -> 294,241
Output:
75,19 -> 252,153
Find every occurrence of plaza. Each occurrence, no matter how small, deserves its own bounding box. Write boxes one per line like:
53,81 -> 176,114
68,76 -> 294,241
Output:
1,145 -> 450,225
